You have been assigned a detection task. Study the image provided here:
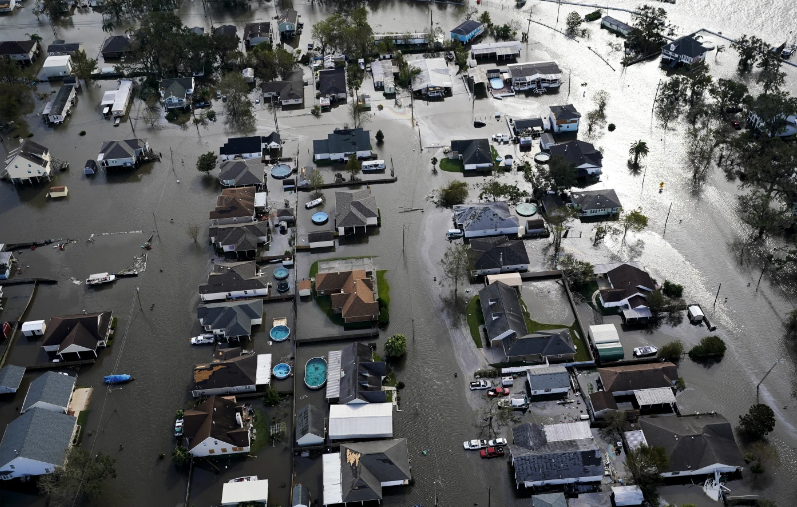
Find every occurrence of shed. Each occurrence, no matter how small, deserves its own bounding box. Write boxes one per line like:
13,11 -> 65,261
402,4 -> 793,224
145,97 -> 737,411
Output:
43,55 -> 72,79
22,320 -> 46,337
295,404 -> 325,446
540,133 -> 555,151
612,485 -> 644,506
0,365 -> 26,394
595,342 -> 624,362
485,272 -> 523,287
623,429 -> 648,450
84,159 -> 98,175
292,483 -> 311,507
328,402 -> 393,440
589,324 -> 620,345
297,279 -> 312,297
221,479 -> 269,506
687,305 -> 704,323
634,387 -> 676,409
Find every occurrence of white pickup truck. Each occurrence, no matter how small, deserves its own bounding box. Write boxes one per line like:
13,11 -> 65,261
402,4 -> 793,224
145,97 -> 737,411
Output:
469,379 -> 490,390
492,133 -> 510,143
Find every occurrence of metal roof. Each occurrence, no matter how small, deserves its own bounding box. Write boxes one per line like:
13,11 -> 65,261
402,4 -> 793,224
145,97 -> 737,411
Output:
408,57 -> 451,91
589,324 -> 620,344
634,387 -> 676,406
624,429 -> 647,450
470,41 -> 522,56
543,421 -> 591,442
612,485 -> 644,506
526,365 -> 569,391
328,403 -> 392,440
256,354 -> 271,386
221,479 -> 269,505
326,349 -> 342,399
507,61 -> 562,80
323,452 -> 343,505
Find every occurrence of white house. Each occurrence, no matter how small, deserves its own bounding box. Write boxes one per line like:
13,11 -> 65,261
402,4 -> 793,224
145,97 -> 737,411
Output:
450,138 -> 493,171
278,9 -> 299,38
549,104 -> 581,133
371,59 -> 396,94
42,55 -> 72,79
244,21 -> 273,48
526,365 -> 570,396
4,139 -> 52,184
100,79 -> 133,117
21,372 -> 75,414
198,261 -> 269,302
322,439 -> 410,505
661,35 -> 709,67
97,139 -> 150,168
182,396 -> 251,458
328,403 -> 393,440
334,190 -> 378,235
601,16 -> 633,37
46,85 -> 77,125
0,40 -> 39,63
191,353 -> 271,398
453,202 -> 520,238
570,189 -> 620,216
313,128 -> 371,161
598,263 -> 655,310
21,320 -> 46,337
0,408 -> 77,480
549,140 -> 603,178
159,77 -> 194,110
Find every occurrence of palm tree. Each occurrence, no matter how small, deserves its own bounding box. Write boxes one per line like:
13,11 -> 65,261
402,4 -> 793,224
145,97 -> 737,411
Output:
715,45 -> 725,61
629,140 -> 649,167
25,33 -> 43,45
102,19 -> 115,34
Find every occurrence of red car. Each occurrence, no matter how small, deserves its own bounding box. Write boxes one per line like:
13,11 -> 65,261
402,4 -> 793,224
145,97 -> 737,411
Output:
488,387 -> 510,397
731,120 -> 741,130
480,446 -> 505,459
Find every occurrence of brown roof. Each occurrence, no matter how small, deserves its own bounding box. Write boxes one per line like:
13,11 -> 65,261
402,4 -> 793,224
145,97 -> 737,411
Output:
600,264 -> 656,304
182,396 -> 250,451
317,270 -> 378,321
42,312 -> 112,352
315,270 -> 365,293
598,362 -> 678,393
589,391 -> 618,412
209,187 -> 256,220
192,354 -> 257,391
298,279 -> 312,291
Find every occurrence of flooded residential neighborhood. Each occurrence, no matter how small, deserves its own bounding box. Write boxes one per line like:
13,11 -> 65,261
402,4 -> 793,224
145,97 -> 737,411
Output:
0,0 -> 796,506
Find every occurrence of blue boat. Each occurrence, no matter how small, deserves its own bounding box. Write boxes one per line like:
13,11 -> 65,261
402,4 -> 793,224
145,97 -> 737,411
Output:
104,374 -> 133,384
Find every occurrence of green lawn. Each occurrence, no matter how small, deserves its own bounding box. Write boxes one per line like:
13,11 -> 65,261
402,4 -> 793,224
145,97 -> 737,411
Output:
439,158 -> 464,173
376,270 -> 390,306
250,410 -> 270,454
309,256 -> 375,278
520,299 -> 590,361
466,296 -> 484,349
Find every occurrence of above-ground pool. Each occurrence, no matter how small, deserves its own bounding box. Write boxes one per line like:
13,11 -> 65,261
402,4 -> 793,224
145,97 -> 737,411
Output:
516,203 -> 538,217
273,363 -> 291,379
277,281 -> 290,292
304,357 -> 328,389
270,325 -> 290,341
270,164 -> 292,179
534,152 -> 550,164
311,212 -> 329,225
273,267 -> 289,280
490,78 -> 504,90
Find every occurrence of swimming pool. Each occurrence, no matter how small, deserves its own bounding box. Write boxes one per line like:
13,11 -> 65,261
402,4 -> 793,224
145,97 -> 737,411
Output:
490,78 -> 504,90
273,363 -> 291,379
273,267 -> 289,280
516,203 -> 538,217
270,325 -> 290,341
304,357 -> 328,389
270,164 -> 292,179
311,212 -> 329,225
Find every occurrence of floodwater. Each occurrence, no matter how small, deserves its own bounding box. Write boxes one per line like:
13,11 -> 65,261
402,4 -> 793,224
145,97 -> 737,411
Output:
1,0 -> 797,506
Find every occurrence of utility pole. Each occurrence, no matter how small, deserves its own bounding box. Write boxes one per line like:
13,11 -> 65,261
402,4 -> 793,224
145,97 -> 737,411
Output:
662,202 -> 672,237
756,359 -> 781,404
170,147 -> 175,175
152,213 -> 160,237
567,70 -> 571,99
402,225 -> 405,253
713,283 -> 722,308
651,79 -> 661,113
756,251 -> 775,292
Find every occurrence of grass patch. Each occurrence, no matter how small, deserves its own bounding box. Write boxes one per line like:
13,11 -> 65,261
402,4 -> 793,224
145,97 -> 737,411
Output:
376,270 -> 390,306
439,158 -> 463,173
385,390 -> 394,402
466,295 -> 484,349
520,299 -> 590,361
75,410 -> 89,443
373,351 -> 383,362
250,409 -> 269,454
309,256 -> 375,278
383,372 -> 397,387
314,158 -> 337,166
490,145 -> 500,170
111,317 -> 118,329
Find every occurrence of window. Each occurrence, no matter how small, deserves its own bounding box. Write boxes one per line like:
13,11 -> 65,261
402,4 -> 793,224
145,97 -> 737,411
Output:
208,449 -> 215,454
9,465 -> 14,469
221,448 -> 228,453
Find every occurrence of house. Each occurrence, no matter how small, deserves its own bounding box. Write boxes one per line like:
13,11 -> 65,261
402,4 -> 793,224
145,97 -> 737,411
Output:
0,365 -> 25,394
334,342 -> 386,404
450,20 -> 485,43
408,57 -> 452,97
450,139 -> 492,171
598,263 -> 655,310
4,139 -> 52,184
478,281 -> 526,347
328,403 -> 393,441
272,208 -> 295,228
371,59 -> 396,94
218,159 -> 264,188
322,439 -> 410,505
222,479 -> 269,506
191,352 -> 271,397
0,0 -> 17,13
308,231 -> 335,250
46,84 -> 76,125
97,139 -> 150,168
278,9 -> 299,38
21,320 -> 46,337
570,188 -> 620,215
100,35 -> 132,59
453,202 -> 520,238
21,372 -> 75,414
159,77 -> 194,110
507,330 -> 576,363
220,134 -> 281,161
588,391 -> 618,419
314,128 -> 372,162
41,311 -> 112,360
293,484 -> 311,507
334,189 -> 378,235
197,299 -> 263,340
639,414 -> 744,477
373,31 -> 433,47
549,140 -> 602,177
549,104 -> 581,133
526,365 -> 570,396
261,70 -> 304,106
509,421 -> 603,489
469,236 -> 529,276
747,107 -> 797,137
43,55 -> 72,79
539,132 -> 555,152
598,362 -> 678,396
296,405 -> 325,446
507,61 -> 562,91
213,25 -> 238,38
470,41 -> 522,60
100,79 -> 133,117
315,270 -> 379,323
210,187 -> 257,226
611,486 -> 644,506
181,396 -> 251,457
661,35 -> 709,67
298,279 -> 313,298
0,40 -> 39,63
199,261 -> 268,301
531,492 -> 568,507
244,22 -> 272,48
318,67 -> 347,101
0,408 -> 77,480
512,117 -> 545,138
601,16 -> 633,37
0,250 -> 13,279
208,222 -> 268,257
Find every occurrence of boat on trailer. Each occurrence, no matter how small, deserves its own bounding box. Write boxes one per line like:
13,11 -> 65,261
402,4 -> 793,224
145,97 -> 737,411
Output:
633,345 -> 658,357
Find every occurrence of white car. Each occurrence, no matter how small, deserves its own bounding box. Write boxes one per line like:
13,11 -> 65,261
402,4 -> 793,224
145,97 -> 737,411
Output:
469,379 -> 490,390
190,334 -> 215,345
358,58 -> 365,70
463,439 -> 488,450
488,438 -> 508,447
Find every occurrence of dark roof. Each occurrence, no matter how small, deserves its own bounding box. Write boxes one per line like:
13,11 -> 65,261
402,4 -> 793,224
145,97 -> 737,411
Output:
540,193 -> 565,214
598,363 -> 678,393
663,35 -> 709,58
0,365 -> 25,391
451,20 -> 483,36
189,26 -> 205,35
213,25 -> 237,37
450,138 -> 492,166
453,202 -> 519,233
260,70 -> 304,100
513,117 -> 544,134
532,493 -> 568,507
220,136 -> 264,157
0,408 -> 76,469
571,188 -> 620,210
210,187 -> 256,220
509,61 -> 561,78
340,439 -> 411,503
599,263 -> 655,304
335,189 -> 378,228
295,405 -> 325,442
214,347 -> 242,361
199,261 -> 266,294
218,159 -> 264,186
197,300 -> 262,338
22,372 -> 75,412
210,222 -> 268,251
280,9 -> 298,25
99,139 -> 146,160
0,40 -> 37,56
549,140 -> 602,169
640,415 -> 744,472
510,423 -> 603,485
309,231 -> 335,243
318,67 -> 346,96
182,396 -> 249,451
478,281 -> 527,342
244,22 -> 272,41
292,484 -> 311,507
14,139 -> 50,168
589,391 -> 618,412
470,236 -> 529,271
339,342 -> 387,404
41,312 -> 112,353
50,85 -> 73,116
47,42 -> 81,54
101,35 -> 131,54
314,128 -> 370,156
192,354 -> 258,391
550,104 -> 581,121
160,77 -> 193,100
526,366 -> 570,391
507,330 -> 575,359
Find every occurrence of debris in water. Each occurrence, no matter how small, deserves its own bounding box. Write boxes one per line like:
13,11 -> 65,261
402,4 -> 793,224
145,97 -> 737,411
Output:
69,277 -> 82,286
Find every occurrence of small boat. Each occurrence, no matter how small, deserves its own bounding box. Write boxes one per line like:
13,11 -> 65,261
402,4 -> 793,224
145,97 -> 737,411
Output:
86,272 -> 116,286
104,374 -> 133,384
633,345 -> 658,357
228,476 -> 258,483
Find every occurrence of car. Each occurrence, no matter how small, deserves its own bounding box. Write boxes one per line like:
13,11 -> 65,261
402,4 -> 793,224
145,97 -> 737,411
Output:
474,120 -> 486,128
446,229 -> 464,240
255,98 -> 260,105
174,418 -> 184,437
492,133 -> 510,143
479,446 -> 505,459
487,438 -> 508,447
731,120 -> 741,130
222,95 -> 227,102
469,379 -> 490,390
487,387 -> 510,397
190,334 -> 215,345
358,58 -> 365,70
216,91 -> 221,100
194,101 -> 210,109
463,439 -> 488,450
308,42 -> 315,50
113,117 -> 120,127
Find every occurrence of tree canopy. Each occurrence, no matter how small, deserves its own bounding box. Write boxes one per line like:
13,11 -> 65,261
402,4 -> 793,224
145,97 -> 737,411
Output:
739,404 -> 776,440
38,448 -> 117,507
385,334 -> 407,357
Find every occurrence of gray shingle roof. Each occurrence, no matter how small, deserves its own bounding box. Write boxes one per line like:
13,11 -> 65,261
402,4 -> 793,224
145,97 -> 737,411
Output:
509,61 -> 561,78
340,439 -> 410,503
318,67 -> 346,96
532,492 -> 567,507
0,365 -> 25,392
0,408 -> 76,469
22,372 -> 75,413
199,261 -> 267,295
160,77 -> 193,100
295,405 -> 325,442
478,281 -> 527,342
450,138 -> 491,166
192,354 -> 258,392
0,40 -> 37,57
470,236 -> 529,271
453,202 -> 519,233
549,140 -> 602,169
218,159 -> 264,187
335,189 -> 378,228
663,35 -> 709,59
101,35 -> 131,55
100,139 -> 144,160
339,343 -> 386,404
526,365 -> 570,391
50,85 -> 73,117
292,484 -> 311,506
550,104 -> 581,121
451,20 -> 483,36
571,188 -> 620,210
197,300 -> 262,338
507,330 -> 575,359
314,128 -> 370,156
510,422 -> 602,485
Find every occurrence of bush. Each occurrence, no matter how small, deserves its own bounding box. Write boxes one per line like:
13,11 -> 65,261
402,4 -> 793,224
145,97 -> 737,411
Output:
377,297 -> 388,309
378,307 -> 389,326
396,381 -> 405,389
743,452 -> 756,463
376,129 -> 384,142
377,105 -> 384,111
206,110 -> 216,121
739,404 -> 776,440
438,180 -> 469,207
262,386 -> 282,407
608,123 -> 616,131
688,335 -> 726,359
584,9 -> 602,21
165,111 -> 178,122
172,445 -> 190,467
750,462 -> 765,474
657,340 -> 684,361
311,105 -> 321,118
662,280 -> 684,298
385,334 -> 407,357
79,130 -> 86,136
26,132 -> 33,137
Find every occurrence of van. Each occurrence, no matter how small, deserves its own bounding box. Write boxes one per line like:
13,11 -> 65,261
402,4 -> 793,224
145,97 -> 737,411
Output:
305,198 -> 323,209
579,414 -> 590,421
446,229 -> 464,239
361,160 -> 386,172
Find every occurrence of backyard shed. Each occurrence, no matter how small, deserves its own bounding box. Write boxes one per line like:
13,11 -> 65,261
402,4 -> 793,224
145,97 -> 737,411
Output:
21,320 -> 46,337
688,305 -> 704,323
589,324 -> 621,345
595,342 -> 624,362
221,479 -> 269,506
612,485 -> 644,506
328,402 -> 393,440
485,272 -> 522,287
43,55 -> 72,79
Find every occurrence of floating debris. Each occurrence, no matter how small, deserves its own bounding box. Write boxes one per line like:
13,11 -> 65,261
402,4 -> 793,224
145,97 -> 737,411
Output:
69,277 -> 82,286
116,253 -> 148,277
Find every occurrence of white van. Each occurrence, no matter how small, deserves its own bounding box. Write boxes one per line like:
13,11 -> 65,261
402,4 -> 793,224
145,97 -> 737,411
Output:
446,229 -> 464,239
361,160 -> 386,171
305,198 -> 323,209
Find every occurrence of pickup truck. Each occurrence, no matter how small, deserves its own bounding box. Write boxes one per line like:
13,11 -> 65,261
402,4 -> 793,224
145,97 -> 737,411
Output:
487,387 -> 510,397
463,439 -> 488,450
190,334 -> 215,345
479,446 -> 505,459
492,133 -> 510,143
469,379 -> 490,390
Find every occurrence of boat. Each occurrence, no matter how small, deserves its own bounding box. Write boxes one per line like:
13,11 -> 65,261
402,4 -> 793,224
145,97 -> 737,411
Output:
633,345 -> 658,357
104,374 -> 133,384
228,476 -> 258,483
86,272 -> 116,286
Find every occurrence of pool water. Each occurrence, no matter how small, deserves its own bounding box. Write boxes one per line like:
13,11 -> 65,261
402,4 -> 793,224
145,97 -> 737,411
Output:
270,325 -> 290,341
304,357 -> 328,389
273,267 -> 289,280
516,203 -> 538,217
270,164 -> 292,179
311,212 -> 329,225
273,363 -> 291,379
490,78 -> 504,90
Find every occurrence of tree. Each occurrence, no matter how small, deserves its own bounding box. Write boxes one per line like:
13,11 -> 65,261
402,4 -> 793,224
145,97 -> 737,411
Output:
736,190 -> 792,239
172,445 -> 190,466
395,54 -> 422,119
431,157 -> 438,173
654,76 -> 687,129
438,180 -> 469,207
385,334 -> 407,357
557,253 -> 594,291
603,410 -> 626,439
662,280 -> 683,298
688,335 -> 726,359
786,309 -> 797,339
308,168 -> 324,199
739,404 -> 776,440
248,42 -> 298,82
26,33 -> 43,44
0,82 -> 32,125
196,151 -> 218,174
348,95 -> 370,130
71,49 -> 98,85
546,207 -> 576,256
731,35 -> 766,72
478,11 -> 492,26
545,156 -> 579,190
626,445 -> 669,502
615,208 -> 648,242
219,72 -> 255,132
479,179 -> 529,205
440,242 -> 474,301
38,448 -> 117,507
685,61 -> 712,109
628,5 -> 669,56
757,50 -> 786,94
464,6 -> 478,20
565,12 -> 583,37
747,92 -> 797,138
262,386 -> 283,407
375,129 -> 384,143
593,90 -> 609,117
585,110 -> 605,136
685,117 -> 723,185
628,140 -> 649,167
708,78 -> 749,119
475,400 -> 520,438
345,155 -> 362,181
657,340 -> 684,361
187,224 -> 199,242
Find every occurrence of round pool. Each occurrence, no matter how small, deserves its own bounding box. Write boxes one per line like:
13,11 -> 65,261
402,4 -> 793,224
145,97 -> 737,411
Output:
273,362 -> 291,379
534,152 -> 550,164
273,267 -> 289,280
311,212 -> 329,225
270,325 -> 290,341
277,281 -> 290,292
490,78 -> 504,90
304,357 -> 328,389
516,203 -> 538,217
270,164 -> 292,179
